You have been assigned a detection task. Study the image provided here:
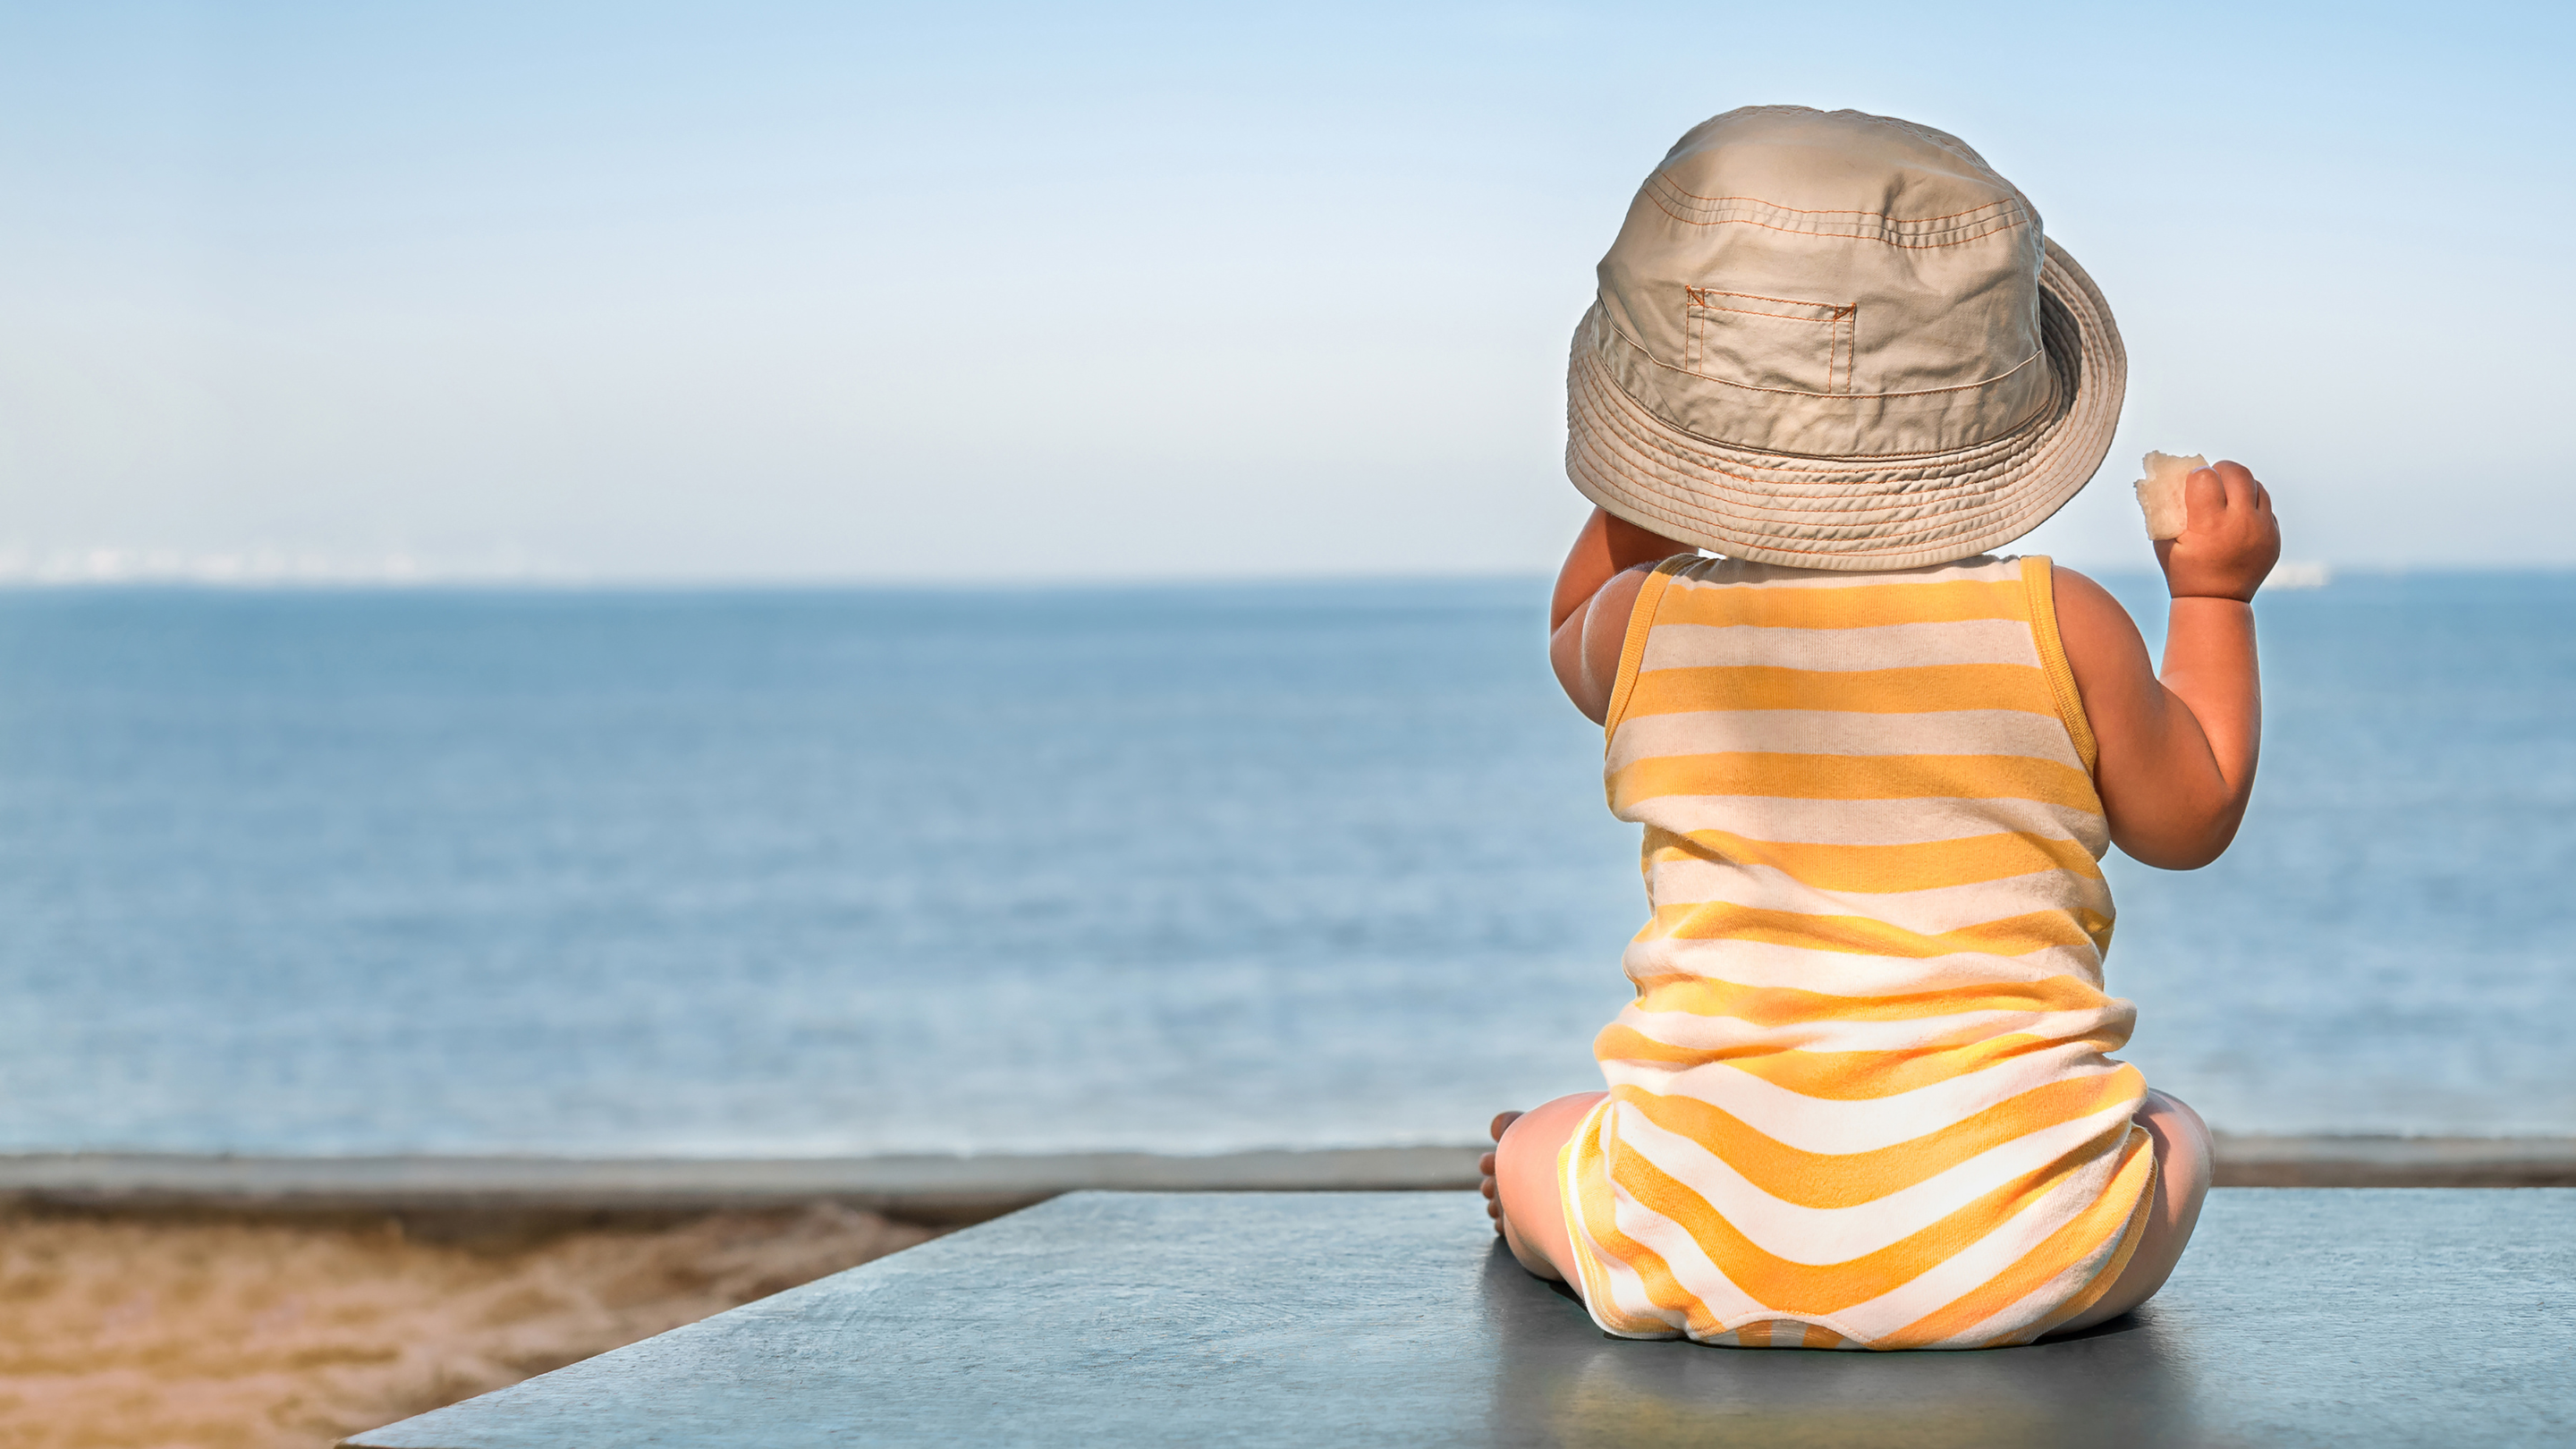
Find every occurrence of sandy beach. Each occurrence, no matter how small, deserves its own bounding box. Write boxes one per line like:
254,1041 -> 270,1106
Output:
0,1204 -> 939,1448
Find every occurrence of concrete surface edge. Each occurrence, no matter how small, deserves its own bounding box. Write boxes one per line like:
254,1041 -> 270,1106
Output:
335,1189 -> 2576,1449
0,1146 -> 1485,1221
4,1137 -> 2572,1220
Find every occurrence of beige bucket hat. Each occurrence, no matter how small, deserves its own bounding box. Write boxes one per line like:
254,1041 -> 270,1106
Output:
1567,106 -> 2124,570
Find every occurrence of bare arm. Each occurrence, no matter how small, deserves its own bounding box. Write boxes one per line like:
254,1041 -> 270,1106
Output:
2055,461 -> 2283,869
1549,506 -> 1693,724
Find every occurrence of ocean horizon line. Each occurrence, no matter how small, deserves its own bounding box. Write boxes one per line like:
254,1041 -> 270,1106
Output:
0,557 -> 2545,594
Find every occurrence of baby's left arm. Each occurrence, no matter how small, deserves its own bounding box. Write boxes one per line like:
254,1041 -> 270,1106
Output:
2055,461 -> 2281,869
1549,507 -> 1693,723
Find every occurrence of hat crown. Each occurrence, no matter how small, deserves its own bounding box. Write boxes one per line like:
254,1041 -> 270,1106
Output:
1592,106 -> 2054,459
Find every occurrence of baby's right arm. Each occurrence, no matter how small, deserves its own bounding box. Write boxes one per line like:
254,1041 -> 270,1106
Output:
2055,462 -> 2284,869
1549,507 -> 1694,724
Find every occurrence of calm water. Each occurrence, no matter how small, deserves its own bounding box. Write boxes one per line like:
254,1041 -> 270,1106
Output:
0,573 -> 2567,1156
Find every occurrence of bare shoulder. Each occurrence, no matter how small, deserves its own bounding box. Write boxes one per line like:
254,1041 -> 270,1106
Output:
2047,564 -> 2154,710
1552,561 -> 1660,724
2048,565 -> 2138,655
1585,563 -> 1657,669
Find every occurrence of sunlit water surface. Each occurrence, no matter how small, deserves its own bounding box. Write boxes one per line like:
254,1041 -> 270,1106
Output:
0,572 -> 2565,1154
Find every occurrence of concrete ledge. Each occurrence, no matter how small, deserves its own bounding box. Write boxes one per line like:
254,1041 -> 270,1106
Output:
0,1147 -> 1484,1224
345,1189 -> 2576,1448
2208,1134 -> 2576,1186
3,1136 -> 2570,1224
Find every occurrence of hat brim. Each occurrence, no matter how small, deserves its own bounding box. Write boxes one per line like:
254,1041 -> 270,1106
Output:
1565,239 -> 2125,571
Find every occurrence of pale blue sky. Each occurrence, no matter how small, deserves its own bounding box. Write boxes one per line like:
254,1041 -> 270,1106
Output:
0,1 -> 2566,580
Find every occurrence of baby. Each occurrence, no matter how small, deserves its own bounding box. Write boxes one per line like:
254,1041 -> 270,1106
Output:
1478,106 -> 2280,1349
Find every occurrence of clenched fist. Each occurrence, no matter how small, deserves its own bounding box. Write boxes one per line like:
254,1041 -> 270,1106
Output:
2155,461 -> 2281,602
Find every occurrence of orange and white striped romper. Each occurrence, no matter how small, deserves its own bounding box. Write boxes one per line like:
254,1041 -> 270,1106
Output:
1557,552 -> 2157,1350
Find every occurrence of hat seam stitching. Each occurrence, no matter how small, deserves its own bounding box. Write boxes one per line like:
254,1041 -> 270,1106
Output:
1601,311 -> 2048,409
1572,409 -> 2077,531
1568,330 -> 2106,553
1574,344 -> 2094,504
1568,415 -> 2097,553
1572,335 -> 2076,473
1641,180 -> 2015,228
1641,197 -> 2028,248
1577,369 -> 2055,475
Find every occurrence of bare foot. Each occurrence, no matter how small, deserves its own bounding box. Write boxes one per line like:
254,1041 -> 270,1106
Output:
1479,1110 -> 1522,1235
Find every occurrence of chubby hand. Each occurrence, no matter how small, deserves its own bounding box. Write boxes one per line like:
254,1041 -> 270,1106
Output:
2154,461 -> 2281,602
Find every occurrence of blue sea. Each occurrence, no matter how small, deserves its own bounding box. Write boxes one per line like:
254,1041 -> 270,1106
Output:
0,572 -> 2567,1157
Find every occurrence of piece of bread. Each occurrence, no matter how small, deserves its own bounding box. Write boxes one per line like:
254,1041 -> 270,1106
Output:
2134,451 -> 2205,540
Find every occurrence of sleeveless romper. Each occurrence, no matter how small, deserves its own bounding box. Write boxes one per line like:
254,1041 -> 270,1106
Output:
1556,553 -> 2157,1350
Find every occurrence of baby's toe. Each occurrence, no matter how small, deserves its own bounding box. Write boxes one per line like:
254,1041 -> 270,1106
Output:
1482,1115 -> 1521,1237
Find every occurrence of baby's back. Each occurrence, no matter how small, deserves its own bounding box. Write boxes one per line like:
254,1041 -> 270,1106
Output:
1563,553 -> 2158,1349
